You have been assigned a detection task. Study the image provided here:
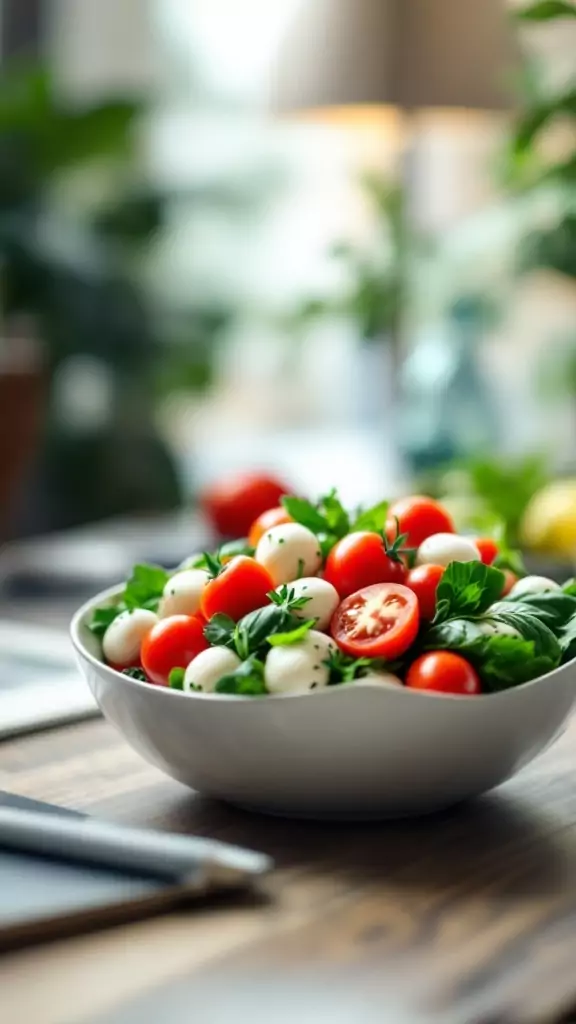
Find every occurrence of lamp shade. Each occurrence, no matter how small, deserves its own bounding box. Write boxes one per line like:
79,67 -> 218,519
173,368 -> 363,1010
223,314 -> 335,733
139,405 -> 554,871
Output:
269,0 -> 516,113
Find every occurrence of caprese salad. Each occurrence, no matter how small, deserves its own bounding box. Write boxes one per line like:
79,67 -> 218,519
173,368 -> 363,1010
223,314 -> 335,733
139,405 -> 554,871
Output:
88,491 -> 576,697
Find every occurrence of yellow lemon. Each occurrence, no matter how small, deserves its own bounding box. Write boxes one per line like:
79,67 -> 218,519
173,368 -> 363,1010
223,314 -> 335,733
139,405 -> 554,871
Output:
521,480 -> 576,556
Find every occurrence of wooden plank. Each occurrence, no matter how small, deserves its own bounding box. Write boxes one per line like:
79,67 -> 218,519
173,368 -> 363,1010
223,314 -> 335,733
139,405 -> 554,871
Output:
3,715 -> 576,1022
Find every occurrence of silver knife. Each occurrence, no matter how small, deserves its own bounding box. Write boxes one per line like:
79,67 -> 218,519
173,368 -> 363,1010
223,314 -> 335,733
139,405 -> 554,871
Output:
0,805 -> 272,891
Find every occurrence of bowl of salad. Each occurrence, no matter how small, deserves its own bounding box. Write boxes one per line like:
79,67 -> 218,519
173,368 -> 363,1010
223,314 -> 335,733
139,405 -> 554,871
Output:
71,492 -> 576,819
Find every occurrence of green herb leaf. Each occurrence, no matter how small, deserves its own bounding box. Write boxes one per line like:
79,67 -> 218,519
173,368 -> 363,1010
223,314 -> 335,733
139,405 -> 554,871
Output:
504,591 -> 576,633
318,532 -> 339,560
168,667 -> 186,689
319,489 -> 350,538
122,666 -> 147,681
203,613 -> 236,648
267,619 -> 316,646
350,500 -> 389,534
281,496 -> 328,534
560,615 -> 576,663
516,1 -> 576,20
87,605 -> 125,637
326,648 -> 393,684
563,578 -> 576,597
123,563 -> 170,611
218,539 -> 255,561
424,609 -> 561,690
215,656 -> 267,696
433,561 -> 505,624
202,551 -> 224,580
268,584 -> 311,611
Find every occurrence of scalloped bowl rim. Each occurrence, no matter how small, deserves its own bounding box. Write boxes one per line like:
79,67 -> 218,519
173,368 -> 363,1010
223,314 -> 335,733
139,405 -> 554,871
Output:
70,583 -> 576,707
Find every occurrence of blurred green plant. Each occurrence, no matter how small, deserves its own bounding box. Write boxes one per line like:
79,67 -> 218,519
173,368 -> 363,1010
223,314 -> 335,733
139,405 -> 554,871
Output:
507,2 -> 576,277
0,60 -> 248,529
420,455 -> 549,548
286,176 -> 410,348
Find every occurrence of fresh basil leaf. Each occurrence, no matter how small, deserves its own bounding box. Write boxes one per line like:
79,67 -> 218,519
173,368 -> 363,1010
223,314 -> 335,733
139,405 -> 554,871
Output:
215,656 -> 267,696
563,578 -> 576,597
87,605 -> 125,637
122,666 -> 147,681
234,604 -> 299,659
350,500 -> 389,534
319,490 -> 350,538
433,561 -> 505,624
123,563 -> 169,610
203,613 -> 236,648
560,615 -> 576,663
424,613 -> 560,690
168,667 -> 186,689
281,496 -> 328,534
267,619 -> 316,646
503,591 -> 576,633
318,532 -> 339,560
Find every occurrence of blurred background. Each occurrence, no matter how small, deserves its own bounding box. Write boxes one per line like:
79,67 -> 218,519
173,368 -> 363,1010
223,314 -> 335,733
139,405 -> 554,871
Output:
2,0 -> 576,578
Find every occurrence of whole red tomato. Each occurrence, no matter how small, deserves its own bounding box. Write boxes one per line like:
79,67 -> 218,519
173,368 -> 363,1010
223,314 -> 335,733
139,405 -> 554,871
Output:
201,472 -> 290,537
475,537 -> 499,566
406,564 -> 445,620
386,496 -> 454,550
248,506 -> 293,548
324,531 -> 406,599
141,615 -> 208,687
406,652 -> 481,696
201,555 -> 274,622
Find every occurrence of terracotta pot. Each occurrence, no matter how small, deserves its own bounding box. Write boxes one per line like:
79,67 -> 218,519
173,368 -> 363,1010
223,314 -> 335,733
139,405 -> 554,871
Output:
0,359 -> 44,539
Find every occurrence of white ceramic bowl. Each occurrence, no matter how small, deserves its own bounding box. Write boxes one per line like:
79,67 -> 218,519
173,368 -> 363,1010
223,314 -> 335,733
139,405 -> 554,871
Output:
71,586 -> 576,820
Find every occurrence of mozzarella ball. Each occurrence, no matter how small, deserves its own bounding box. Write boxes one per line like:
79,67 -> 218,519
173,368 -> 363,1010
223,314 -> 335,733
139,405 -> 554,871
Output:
276,577 -> 339,631
184,646 -> 241,693
264,630 -> 335,695
508,575 -> 561,598
351,672 -> 403,687
177,554 -> 204,571
103,609 -> 158,668
416,533 -> 480,568
158,569 -> 210,619
256,523 -> 322,586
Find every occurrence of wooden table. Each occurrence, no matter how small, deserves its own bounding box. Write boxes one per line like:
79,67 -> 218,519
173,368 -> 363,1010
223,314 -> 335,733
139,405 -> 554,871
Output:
2,708 -> 576,1024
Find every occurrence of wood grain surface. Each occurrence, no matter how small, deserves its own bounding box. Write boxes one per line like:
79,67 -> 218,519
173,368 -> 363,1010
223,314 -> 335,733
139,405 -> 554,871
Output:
2,713 -> 576,1024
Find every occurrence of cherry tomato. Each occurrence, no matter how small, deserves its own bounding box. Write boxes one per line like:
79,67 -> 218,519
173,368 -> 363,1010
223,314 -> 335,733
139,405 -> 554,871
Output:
141,615 -> 208,687
406,651 -> 481,696
201,472 -> 289,537
201,555 -> 274,622
386,496 -> 455,549
501,570 -> 518,597
406,564 -> 445,620
324,532 -> 406,599
475,537 -> 499,565
331,583 -> 419,659
248,506 -> 293,548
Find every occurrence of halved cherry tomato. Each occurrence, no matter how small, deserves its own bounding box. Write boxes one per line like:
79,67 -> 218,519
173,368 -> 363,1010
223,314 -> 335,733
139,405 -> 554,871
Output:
248,506 -> 293,547
201,555 -> 274,622
201,472 -> 289,537
406,564 -> 445,620
475,537 -> 499,566
331,583 -> 419,659
406,652 -> 481,696
141,615 -> 208,687
324,532 -> 406,599
501,570 -> 518,597
386,496 -> 454,549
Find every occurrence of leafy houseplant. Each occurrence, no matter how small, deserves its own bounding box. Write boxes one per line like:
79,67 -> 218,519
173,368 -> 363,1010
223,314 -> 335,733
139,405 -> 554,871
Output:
0,61 -> 239,533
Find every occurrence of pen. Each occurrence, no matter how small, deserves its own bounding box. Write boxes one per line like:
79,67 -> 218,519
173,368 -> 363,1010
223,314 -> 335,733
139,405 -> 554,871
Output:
0,806 -> 272,889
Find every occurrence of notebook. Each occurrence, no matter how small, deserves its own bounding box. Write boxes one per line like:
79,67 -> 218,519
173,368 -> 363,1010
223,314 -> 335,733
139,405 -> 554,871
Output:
0,793 -> 231,951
